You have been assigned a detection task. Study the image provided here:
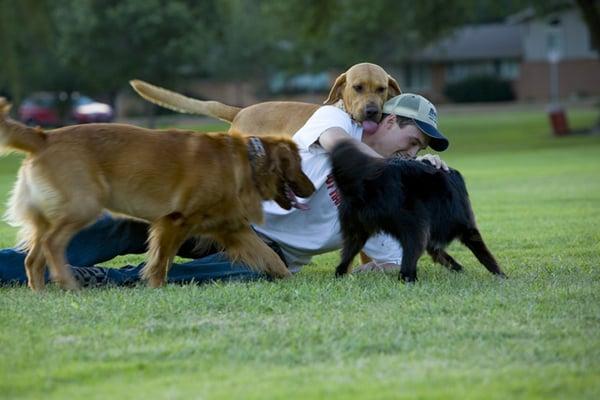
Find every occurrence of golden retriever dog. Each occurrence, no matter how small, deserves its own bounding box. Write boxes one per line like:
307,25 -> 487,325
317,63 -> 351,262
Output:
0,98 -> 315,291
130,62 -> 401,137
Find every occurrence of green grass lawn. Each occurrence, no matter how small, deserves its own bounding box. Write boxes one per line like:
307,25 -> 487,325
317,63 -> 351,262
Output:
0,108 -> 599,399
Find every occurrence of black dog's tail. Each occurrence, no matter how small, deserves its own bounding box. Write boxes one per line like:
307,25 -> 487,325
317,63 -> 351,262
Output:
330,140 -> 383,201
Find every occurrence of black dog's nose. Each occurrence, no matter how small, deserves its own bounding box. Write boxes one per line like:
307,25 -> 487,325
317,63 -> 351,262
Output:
365,106 -> 379,120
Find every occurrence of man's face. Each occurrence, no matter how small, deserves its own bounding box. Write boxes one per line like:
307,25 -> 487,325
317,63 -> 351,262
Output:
363,114 -> 429,158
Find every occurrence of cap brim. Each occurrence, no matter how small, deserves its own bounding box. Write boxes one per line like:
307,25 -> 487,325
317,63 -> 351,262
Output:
414,120 -> 449,152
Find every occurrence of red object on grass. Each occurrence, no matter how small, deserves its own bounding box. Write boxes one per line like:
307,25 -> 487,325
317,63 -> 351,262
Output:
548,106 -> 570,136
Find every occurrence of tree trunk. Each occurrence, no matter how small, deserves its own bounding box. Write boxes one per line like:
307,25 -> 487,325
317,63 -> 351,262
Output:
574,0 -> 600,57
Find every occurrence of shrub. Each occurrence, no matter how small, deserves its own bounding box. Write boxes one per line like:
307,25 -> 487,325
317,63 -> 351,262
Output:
444,75 -> 515,103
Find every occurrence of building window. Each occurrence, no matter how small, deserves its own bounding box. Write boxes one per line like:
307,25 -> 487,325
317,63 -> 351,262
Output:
446,62 -> 494,82
446,60 -> 519,82
402,63 -> 432,90
498,60 -> 520,80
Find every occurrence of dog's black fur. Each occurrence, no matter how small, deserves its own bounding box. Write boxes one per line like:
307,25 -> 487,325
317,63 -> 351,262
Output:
330,140 -> 506,282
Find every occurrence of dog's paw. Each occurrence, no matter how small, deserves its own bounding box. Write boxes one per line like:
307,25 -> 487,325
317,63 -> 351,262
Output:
335,265 -> 350,277
399,272 -> 417,283
267,266 -> 292,279
56,275 -> 81,291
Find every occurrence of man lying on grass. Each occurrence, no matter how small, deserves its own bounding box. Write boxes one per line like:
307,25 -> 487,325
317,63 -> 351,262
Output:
0,94 -> 449,287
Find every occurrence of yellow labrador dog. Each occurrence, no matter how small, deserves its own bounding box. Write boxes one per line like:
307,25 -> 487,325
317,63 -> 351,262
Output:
0,98 -> 315,291
131,63 -> 401,137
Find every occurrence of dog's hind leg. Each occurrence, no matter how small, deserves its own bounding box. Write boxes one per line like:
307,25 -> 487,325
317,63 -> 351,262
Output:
427,248 -> 463,272
461,228 -> 506,278
42,219 -> 93,290
22,213 -> 50,291
143,214 -> 193,288
25,237 -> 47,291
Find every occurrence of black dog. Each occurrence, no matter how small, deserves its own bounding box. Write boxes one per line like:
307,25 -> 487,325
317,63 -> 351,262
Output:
330,140 -> 506,282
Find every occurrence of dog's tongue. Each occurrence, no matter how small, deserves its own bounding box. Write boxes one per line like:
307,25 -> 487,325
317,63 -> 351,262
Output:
362,120 -> 378,136
285,184 -> 310,210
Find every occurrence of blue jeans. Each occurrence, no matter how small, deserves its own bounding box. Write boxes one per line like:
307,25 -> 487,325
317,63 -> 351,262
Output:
0,215 -> 268,287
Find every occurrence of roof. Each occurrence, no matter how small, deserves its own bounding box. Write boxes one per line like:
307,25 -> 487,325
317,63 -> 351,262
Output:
415,23 -> 524,62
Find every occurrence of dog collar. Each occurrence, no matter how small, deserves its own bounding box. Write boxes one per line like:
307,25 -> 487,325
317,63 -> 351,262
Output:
247,136 -> 266,166
247,136 -> 268,194
333,99 -> 361,126
333,99 -> 346,113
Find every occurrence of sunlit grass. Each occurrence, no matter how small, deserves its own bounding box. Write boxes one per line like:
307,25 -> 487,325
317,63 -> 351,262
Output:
0,108 -> 598,399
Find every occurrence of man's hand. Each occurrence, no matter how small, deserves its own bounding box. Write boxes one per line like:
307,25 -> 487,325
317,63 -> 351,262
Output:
353,261 -> 401,273
416,154 -> 449,172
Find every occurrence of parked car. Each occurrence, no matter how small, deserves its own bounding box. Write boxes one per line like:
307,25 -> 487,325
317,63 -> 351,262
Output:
18,92 -> 114,126
18,92 -> 61,126
70,95 -> 114,124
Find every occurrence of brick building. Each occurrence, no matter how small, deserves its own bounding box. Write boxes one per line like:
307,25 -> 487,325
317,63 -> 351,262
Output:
400,5 -> 600,102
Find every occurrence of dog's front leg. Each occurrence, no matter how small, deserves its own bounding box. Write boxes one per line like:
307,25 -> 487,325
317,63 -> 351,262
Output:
394,232 -> 426,283
335,230 -> 369,277
142,215 -> 192,287
335,211 -> 370,276
214,228 -> 291,279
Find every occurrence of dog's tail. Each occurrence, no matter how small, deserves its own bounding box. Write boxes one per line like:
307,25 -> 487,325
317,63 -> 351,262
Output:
129,80 -> 242,123
0,98 -> 47,154
330,140 -> 383,201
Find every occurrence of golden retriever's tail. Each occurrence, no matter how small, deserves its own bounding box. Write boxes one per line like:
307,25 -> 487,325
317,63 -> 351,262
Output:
0,98 -> 47,154
129,80 -> 241,123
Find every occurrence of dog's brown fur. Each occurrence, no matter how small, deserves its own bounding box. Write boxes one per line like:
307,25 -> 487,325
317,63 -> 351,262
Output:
0,98 -> 315,291
130,62 -> 401,137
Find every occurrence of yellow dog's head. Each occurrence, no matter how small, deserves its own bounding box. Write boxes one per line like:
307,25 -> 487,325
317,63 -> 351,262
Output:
323,63 -> 401,127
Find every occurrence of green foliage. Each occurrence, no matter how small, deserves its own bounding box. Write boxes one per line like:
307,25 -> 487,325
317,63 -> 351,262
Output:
52,0 -> 214,96
1,0 -> 595,112
2,0 -> 560,100
444,75 -> 516,103
0,0 -> 63,101
0,109 -> 599,399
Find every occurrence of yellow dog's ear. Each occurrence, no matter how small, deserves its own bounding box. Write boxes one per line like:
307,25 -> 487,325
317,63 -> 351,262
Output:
0,98 -> 12,115
323,73 -> 346,105
387,75 -> 402,99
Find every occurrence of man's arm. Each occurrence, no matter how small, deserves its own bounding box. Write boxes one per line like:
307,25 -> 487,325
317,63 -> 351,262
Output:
318,127 -> 382,158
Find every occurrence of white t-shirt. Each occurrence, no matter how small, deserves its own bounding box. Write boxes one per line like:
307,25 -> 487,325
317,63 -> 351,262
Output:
253,105 -> 403,272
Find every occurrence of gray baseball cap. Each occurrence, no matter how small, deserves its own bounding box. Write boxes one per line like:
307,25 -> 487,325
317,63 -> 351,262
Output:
383,94 -> 449,151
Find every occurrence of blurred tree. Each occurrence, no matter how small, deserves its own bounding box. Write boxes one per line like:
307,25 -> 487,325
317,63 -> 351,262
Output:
0,0 -> 63,102
260,0 -> 543,73
3,0 -> 596,108
52,0 -> 215,104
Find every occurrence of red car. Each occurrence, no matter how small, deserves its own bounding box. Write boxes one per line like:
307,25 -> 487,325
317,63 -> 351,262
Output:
18,93 -> 61,126
18,93 -> 114,126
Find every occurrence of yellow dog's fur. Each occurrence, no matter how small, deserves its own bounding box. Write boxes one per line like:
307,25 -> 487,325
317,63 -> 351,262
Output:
0,98 -> 315,290
131,62 -> 401,137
